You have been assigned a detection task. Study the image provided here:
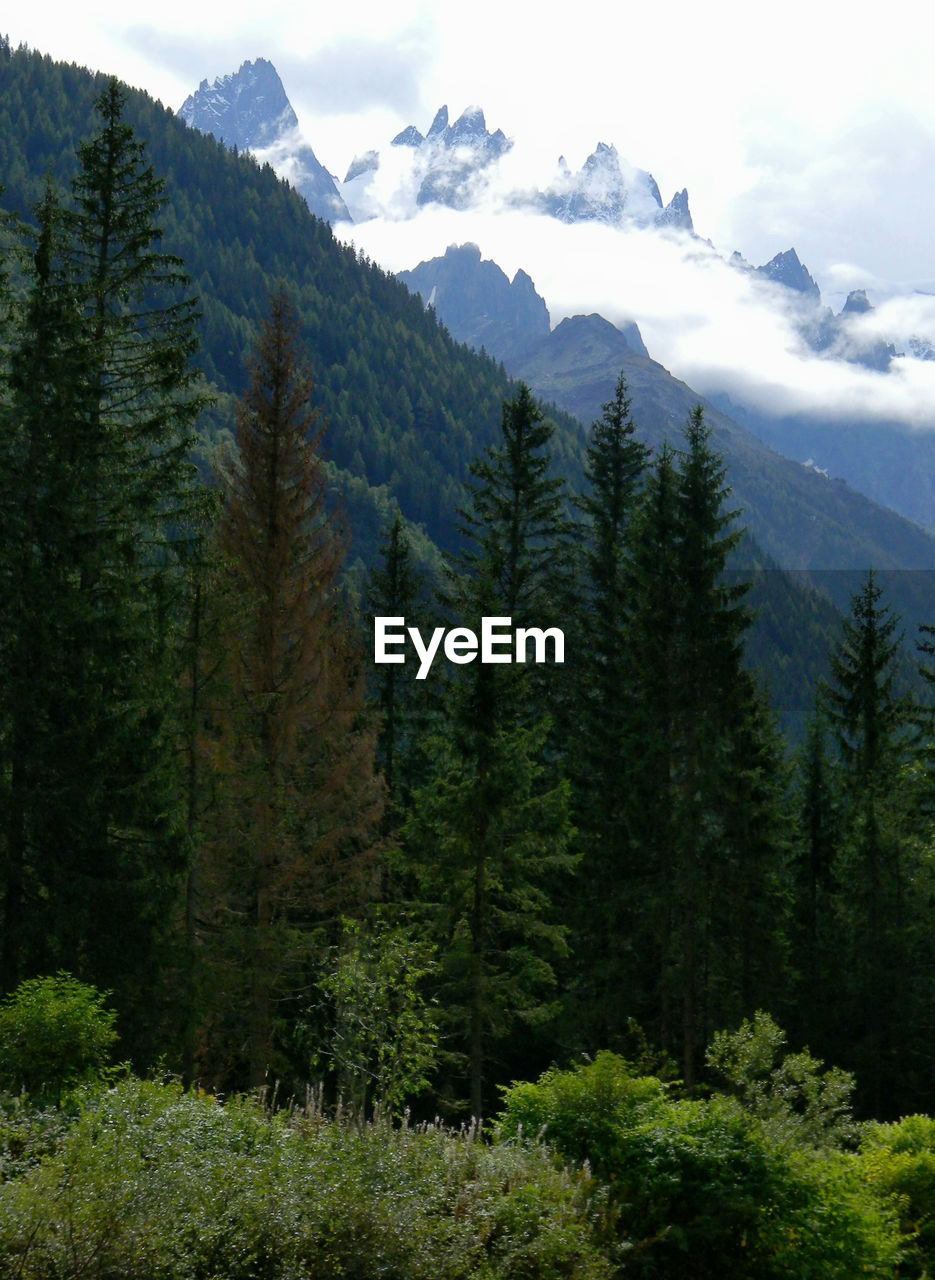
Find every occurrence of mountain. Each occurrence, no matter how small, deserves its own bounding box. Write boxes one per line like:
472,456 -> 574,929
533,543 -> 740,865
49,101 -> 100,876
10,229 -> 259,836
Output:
0,44 -> 595,568
342,103 -> 512,218
171,59 -> 935,540
540,142 -> 693,232
397,240 -> 933,572
398,243 -> 549,364
338,98 -> 693,231
400,244 -> 647,366
178,58 -> 349,223
756,248 -> 821,298
399,243 -> 935,665
6,41 -> 935,736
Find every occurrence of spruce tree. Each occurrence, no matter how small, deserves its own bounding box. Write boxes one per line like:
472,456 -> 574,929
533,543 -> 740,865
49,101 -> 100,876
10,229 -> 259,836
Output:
624,409 -> 787,1085
406,384 -> 574,1119
202,288 -> 382,1089
820,573 -> 926,1114
567,374 -> 649,1048
0,87 -> 207,1057
457,382 -> 571,626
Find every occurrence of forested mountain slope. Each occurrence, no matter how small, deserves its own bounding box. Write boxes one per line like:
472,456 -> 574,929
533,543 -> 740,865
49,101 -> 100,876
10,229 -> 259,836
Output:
0,40 -> 585,567
3,41 -> 933,581
3,40 -> 934,731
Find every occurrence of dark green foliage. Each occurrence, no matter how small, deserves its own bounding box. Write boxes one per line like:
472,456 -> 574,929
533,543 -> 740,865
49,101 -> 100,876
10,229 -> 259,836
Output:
405,717 -> 574,1120
820,574 -> 932,1115
404,385 -> 575,1119
457,382 -> 573,622
0,974 -> 118,1103
789,711 -> 841,1048
0,84 -> 208,1060
566,379 -> 648,1044
823,573 -> 908,781
622,412 -> 789,1083
367,515 -> 429,827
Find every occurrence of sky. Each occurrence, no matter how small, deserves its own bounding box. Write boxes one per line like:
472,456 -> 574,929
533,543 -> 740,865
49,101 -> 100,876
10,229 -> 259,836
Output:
8,0 -> 935,430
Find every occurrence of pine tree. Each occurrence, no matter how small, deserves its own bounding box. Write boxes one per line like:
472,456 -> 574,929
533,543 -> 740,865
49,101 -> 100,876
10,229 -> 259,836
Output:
624,409 -> 787,1086
0,86 -> 208,1056
820,573 -> 926,1114
202,288 -> 382,1089
566,374 -> 648,1048
405,384 -> 574,1119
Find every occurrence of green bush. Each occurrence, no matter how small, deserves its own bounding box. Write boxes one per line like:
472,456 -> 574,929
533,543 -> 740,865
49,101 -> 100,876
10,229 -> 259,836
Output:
0,973 -> 118,1103
0,1078 -> 612,1279
497,1052 -> 901,1279
497,1051 -> 666,1183
861,1114 -> 935,1277
706,1011 -> 860,1150
0,1093 -> 70,1183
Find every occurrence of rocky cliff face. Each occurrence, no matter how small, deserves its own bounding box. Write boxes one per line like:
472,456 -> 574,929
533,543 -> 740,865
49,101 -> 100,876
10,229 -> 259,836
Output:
179,59 -> 349,223
755,248 -> 821,298
399,244 -> 649,369
399,243 -> 550,363
540,142 -> 694,232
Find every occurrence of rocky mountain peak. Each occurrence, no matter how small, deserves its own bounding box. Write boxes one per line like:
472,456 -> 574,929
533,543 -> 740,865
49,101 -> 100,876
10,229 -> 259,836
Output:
179,58 -> 295,152
842,289 -> 873,315
756,249 -> 821,299
398,243 -> 550,363
426,105 -> 449,139
541,141 -> 677,230
179,59 -> 349,224
391,125 -> 424,148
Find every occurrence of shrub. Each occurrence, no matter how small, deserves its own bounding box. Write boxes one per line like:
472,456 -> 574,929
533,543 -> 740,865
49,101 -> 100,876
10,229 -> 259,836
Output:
861,1114 -> 935,1277
309,918 -> 439,1119
497,1051 -> 901,1279
0,1078 -> 612,1279
706,1011 -> 860,1150
0,973 -> 118,1102
497,1051 -> 665,1183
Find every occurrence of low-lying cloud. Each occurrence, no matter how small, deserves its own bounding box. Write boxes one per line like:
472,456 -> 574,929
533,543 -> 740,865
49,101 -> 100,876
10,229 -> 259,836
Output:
334,176 -> 935,432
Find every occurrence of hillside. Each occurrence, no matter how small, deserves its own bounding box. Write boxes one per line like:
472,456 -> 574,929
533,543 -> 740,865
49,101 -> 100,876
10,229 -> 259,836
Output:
4,41 -> 935,731
0,41 -> 586,569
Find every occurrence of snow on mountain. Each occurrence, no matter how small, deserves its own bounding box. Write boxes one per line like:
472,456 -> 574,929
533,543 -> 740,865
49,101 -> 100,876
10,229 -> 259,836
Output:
539,142 -> 693,232
339,104 -> 692,233
178,59 -> 349,224
341,104 -> 514,219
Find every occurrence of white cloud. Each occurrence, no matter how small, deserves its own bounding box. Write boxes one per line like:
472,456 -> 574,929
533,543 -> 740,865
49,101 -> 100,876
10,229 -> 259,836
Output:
336,200 -> 935,430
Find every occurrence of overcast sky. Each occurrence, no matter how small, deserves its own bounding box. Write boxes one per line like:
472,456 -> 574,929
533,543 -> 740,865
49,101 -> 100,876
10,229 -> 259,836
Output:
9,0 -> 935,286
9,1 -> 935,435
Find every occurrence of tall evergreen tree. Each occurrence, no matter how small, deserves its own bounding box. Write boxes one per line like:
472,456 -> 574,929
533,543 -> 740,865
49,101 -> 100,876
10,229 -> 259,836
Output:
0,87 -> 208,1058
406,384 -> 574,1119
457,382 -> 571,628
566,374 -> 649,1048
624,408 -> 787,1086
820,573 -> 927,1114
201,287 -> 382,1090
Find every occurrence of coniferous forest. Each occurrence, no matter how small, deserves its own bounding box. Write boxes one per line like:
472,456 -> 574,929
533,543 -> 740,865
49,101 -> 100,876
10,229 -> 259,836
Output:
1,44 -> 935,1280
